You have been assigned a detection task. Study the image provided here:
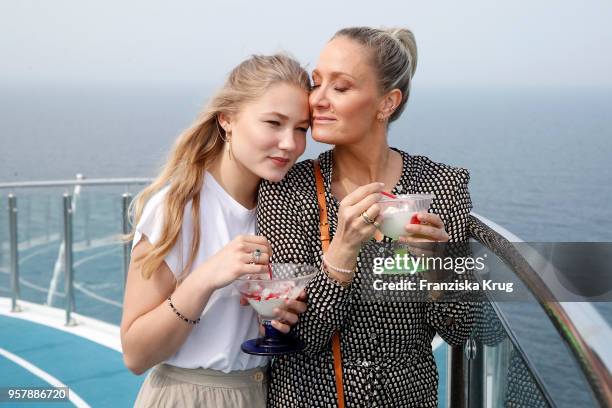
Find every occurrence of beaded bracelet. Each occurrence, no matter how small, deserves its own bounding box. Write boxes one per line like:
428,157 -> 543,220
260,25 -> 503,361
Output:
321,263 -> 352,288
322,255 -> 356,274
168,296 -> 201,325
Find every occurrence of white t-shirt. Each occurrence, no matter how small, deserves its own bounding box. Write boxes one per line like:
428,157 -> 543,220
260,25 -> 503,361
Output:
132,171 -> 268,372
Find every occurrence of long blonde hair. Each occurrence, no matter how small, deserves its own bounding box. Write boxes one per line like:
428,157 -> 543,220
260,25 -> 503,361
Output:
127,54 -> 310,280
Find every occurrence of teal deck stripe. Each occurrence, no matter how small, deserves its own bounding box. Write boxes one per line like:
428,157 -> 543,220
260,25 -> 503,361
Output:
0,315 -> 144,407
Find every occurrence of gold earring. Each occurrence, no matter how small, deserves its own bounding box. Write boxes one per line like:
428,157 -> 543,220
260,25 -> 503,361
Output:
216,119 -> 228,142
377,113 -> 384,122
227,132 -> 233,160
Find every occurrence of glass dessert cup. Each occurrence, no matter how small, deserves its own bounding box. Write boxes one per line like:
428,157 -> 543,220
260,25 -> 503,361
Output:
377,194 -> 435,274
232,263 -> 318,355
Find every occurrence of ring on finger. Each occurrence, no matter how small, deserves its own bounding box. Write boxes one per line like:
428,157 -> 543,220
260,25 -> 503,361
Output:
361,211 -> 375,225
250,249 -> 262,264
373,220 -> 381,229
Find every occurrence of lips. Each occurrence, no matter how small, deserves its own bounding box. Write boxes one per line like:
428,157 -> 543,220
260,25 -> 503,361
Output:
313,115 -> 337,124
270,157 -> 290,166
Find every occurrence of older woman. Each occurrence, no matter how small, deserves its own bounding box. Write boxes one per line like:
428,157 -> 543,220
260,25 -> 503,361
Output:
258,27 -> 475,407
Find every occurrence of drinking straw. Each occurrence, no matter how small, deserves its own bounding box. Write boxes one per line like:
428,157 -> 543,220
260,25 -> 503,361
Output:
381,191 -> 397,199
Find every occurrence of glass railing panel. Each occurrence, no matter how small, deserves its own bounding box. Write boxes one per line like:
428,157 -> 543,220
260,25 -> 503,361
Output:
1,185 -> 143,326
472,302 -> 552,407
467,241 -> 600,407
70,188 -> 128,325
0,196 -> 10,298
482,337 -> 513,407
434,341 -> 448,408
10,189 -> 65,309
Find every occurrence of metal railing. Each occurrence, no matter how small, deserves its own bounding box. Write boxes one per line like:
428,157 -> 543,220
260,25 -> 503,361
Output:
1,176 -> 152,325
8,194 -> 20,313
459,214 -> 612,407
2,177 -> 610,407
0,178 -> 153,189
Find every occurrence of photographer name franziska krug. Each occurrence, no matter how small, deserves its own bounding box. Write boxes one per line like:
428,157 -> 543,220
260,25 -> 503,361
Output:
371,254 -> 514,293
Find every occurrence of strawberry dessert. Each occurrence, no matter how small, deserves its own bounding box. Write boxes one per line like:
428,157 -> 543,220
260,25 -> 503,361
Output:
240,280 -> 303,320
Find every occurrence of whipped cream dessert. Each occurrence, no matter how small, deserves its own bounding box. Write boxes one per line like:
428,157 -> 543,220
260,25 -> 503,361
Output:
241,281 -> 302,320
379,207 -> 418,240
377,194 -> 434,240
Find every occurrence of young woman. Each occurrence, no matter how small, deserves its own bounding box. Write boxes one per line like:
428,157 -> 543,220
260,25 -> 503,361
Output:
120,54 -> 311,408
258,27 -> 475,407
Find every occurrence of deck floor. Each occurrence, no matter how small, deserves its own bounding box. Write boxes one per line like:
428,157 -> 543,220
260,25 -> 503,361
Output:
0,303 -> 448,407
0,313 -> 144,407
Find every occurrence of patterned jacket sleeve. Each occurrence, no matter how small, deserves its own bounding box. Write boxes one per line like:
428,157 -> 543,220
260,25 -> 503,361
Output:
257,171 -> 315,266
425,168 -> 477,346
257,165 -> 354,355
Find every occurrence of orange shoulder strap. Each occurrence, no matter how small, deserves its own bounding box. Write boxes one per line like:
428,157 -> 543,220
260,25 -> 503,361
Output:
313,159 -> 345,408
314,159 -> 330,251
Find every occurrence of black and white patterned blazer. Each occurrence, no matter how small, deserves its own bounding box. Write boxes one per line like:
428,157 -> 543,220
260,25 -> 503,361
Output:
257,148 -> 475,407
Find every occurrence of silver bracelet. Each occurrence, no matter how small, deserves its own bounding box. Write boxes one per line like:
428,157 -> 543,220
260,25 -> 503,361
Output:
322,255 -> 356,274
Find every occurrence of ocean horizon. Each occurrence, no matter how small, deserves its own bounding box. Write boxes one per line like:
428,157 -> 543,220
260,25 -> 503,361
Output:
1,83 -> 611,242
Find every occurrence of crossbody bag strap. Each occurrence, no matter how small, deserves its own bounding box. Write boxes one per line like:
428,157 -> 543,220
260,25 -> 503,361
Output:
314,159 -> 331,251
313,159 -> 345,408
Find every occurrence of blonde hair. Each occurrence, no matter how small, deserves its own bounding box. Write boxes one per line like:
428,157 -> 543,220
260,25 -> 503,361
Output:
333,26 -> 418,122
127,54 -> 310,280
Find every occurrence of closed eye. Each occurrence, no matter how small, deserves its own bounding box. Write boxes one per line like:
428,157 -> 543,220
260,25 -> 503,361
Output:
265,120 -> 281,126
297,127 -> 309,133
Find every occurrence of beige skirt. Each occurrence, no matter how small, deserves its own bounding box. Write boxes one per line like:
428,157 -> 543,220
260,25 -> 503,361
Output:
134,364 -> 268,408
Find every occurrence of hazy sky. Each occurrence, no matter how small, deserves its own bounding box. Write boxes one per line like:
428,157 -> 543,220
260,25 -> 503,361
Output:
1,0 -> 611,88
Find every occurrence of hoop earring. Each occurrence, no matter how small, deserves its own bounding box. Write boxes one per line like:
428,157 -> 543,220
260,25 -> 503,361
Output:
215,117 -> 233,160
215,118 -> 228,142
